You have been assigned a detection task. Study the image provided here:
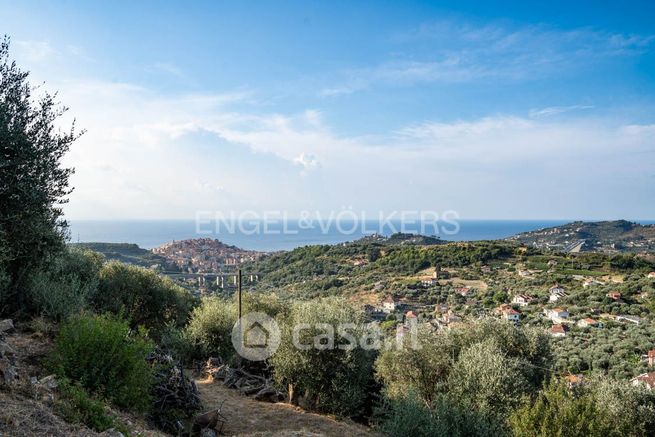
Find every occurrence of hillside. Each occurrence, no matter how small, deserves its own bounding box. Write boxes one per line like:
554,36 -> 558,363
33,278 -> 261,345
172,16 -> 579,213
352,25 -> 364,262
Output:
507,220 -> 655,253
247,236 -> 655,380
70,242 -> 170,269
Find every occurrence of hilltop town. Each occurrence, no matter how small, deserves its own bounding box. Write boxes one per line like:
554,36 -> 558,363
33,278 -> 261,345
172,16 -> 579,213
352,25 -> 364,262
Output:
152,238 -> 263,273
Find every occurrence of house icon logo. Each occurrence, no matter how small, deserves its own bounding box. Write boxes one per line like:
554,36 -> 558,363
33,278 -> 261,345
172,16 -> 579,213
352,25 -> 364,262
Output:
231,312 -> 281,361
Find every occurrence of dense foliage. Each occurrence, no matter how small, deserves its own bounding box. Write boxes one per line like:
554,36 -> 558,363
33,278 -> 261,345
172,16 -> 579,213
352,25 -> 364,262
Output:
270,298 -> 376,417
0,37 -> 78,314
26,248 -> 103,321
55,378 -> 127,433
509,378 -> 655,436
92,261 -> 196,337
50,314 -> 154,412
185,293 -> 284,362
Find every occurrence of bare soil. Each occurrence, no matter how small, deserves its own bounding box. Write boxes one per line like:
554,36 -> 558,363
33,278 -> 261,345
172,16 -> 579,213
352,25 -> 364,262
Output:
194,376 -> 375,437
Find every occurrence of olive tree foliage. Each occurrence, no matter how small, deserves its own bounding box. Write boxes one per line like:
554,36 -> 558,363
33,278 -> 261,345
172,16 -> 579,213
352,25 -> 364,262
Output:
185,293 -> 284,362
0,36 -> 79,313
92,261 -> 197,337
26,248 -> 104,321
375,318 -> 552,412
269,297 -> 376,417
447,339 -> 529,422
377,390 -> 502,437
509,375 -> 655,437
374,324 -> 456,405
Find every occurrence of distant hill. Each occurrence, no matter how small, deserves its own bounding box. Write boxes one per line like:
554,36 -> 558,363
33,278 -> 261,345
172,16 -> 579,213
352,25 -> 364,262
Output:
507,220 -> 655,253
70,242 -> 170,268
355,232 -> 444,246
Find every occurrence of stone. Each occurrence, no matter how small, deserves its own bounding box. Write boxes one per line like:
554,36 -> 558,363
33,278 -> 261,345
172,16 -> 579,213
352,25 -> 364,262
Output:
98,429 -> 124,437
38,374 -> 58,390
0,341 -> 16,359
0,319 -> 14,333
0,359 -> 18,385
200,429 -> 217,437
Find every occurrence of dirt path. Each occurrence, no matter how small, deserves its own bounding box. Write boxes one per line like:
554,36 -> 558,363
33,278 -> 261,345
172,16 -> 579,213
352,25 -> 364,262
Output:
194,377 -> 374,437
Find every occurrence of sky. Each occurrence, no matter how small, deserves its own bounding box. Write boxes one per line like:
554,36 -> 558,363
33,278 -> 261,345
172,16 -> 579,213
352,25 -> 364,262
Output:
1,0 -> 654,220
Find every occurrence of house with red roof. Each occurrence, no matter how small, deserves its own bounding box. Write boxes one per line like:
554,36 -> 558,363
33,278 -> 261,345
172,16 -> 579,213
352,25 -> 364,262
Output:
550,324 -> 568,337
631,372 -> 655,390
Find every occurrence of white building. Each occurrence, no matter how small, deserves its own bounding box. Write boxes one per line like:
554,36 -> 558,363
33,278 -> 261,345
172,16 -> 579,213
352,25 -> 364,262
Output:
549,285 -> 568,302
382,296 -> 396,314
512,294 -> 533,307
545,308 -> 569,323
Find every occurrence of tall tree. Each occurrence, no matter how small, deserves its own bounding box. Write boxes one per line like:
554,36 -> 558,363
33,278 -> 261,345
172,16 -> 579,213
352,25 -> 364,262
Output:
0,36 -> 79,313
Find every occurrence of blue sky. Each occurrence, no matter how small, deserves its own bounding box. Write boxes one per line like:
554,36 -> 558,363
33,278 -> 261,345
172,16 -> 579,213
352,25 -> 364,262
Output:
1,0 -> 654,219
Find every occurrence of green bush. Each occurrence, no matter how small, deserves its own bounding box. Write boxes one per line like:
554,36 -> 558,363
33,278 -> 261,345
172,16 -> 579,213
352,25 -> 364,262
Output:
509,379 -> 611,437
92,262 -> 196,337
26,248 -> 103,321
159,324 -> 196,364
50,314 -> 154,412
55,378 -> 118,432
510,377 -> 655,437
375,318 -> 551,413
377,392 -> 501,437
270,298 -> 375,417
185,293 -> 284,362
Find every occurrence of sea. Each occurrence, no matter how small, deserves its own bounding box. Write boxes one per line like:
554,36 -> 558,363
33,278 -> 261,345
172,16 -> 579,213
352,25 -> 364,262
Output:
65,219 -> 655,252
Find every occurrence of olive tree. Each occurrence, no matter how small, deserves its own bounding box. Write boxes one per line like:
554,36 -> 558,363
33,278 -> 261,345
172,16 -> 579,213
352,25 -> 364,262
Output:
0,36 -> 79,313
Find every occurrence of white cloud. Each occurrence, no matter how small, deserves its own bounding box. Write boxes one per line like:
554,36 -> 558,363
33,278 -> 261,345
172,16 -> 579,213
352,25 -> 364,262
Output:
293,152 -> 320,173
320,21 -> 654,96
14,40 -> 56,62
57,77 -> 654,219
529,105 -> 595,118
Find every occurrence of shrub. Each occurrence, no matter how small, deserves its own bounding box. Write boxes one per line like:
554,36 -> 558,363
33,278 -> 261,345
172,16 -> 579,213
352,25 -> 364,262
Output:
50,314 -> 154,412
377,391 -> 502,437
509,379 -> 611,437
55,378 -> 119,432
159,324 -> 196,364
26,248 -> 103,321
269,298 -> 375,417
185,293 -> 284,362
92,262 -> 196,337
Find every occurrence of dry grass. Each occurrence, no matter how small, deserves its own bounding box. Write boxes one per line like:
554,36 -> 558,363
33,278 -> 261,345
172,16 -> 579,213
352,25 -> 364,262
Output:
194,377 -> 375,437
0,330 -> 165,437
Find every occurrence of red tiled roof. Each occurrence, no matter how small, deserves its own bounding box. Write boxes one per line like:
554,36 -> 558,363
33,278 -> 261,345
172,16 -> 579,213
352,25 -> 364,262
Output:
632,372 -> 655,389
551,324 -> 567,334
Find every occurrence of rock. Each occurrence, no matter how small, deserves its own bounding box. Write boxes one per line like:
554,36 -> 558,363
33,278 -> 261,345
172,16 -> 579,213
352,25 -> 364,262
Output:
200,429 -> 217,437
38,374 -> 58,390
0,319 -> 14,333
98,429 -> 124,437
30,376 -> 38,384
0,359 -> 18,385
0,341 -> 16,359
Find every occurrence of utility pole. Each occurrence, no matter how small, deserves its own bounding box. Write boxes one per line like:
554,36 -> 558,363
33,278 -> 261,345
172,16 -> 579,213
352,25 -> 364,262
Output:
237,269 -> 242,321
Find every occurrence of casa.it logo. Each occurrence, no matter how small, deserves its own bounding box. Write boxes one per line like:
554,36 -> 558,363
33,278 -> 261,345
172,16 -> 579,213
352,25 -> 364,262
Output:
231,312 -> 281,361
